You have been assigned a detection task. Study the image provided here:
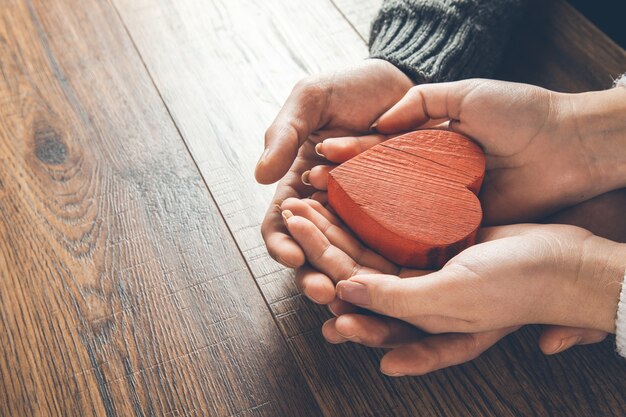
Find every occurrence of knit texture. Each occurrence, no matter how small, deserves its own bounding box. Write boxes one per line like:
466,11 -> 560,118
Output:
369,0 -> 527,83
616,270 -> 626,358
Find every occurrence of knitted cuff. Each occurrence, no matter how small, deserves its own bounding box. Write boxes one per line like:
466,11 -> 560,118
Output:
614,73 -> 626,88
368,0 -> 526,83
616,270 -> 626,358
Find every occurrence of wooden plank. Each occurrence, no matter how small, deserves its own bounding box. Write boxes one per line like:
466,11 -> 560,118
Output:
112,1 -> 626,417
0,1 -> 323,416
499,0 -> 626,91
330,0 -> 381,42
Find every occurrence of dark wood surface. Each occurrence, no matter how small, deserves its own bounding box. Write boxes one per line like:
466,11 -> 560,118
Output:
0,0 -> 624,416
0,1 -> 321,416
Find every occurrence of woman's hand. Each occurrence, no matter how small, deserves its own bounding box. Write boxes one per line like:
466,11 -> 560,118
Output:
279,197 -> 613,375
255,59 -> 413,268
335,224 -> 626,334
311,79 -> 626,225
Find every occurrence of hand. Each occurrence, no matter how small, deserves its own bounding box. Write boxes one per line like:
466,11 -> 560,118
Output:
255,59 -> 413,268
335,224 -> 626,335
311,79 -> 626,225
279,197 -> 611,375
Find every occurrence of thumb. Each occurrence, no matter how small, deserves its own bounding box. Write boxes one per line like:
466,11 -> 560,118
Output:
374,80 -> 484,134
336,273 -> 440,319
538,325 -> 607,355
255,80 -> 328,184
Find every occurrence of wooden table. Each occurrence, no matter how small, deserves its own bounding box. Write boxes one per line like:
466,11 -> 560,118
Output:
1,0 -> 625,416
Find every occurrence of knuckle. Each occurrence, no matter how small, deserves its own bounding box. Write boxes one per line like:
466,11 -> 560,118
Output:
294,76 -> 324,95
414,344 -> 441,373
306,198 -> 324,211
348,262 -> 363,279
280,197 -> 302,211
369,328 -> 388,347
346,136 -> 362,153
406,85 -> 424,98
384,290 -> 412,318
463,334 -> 483,358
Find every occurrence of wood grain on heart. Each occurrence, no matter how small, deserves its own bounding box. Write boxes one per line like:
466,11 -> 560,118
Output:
328,129 -> 485,269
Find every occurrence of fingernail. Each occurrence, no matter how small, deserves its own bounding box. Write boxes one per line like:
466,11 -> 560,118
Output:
276,255 -> 298,269
315,143 -> 325,158
256,147 -> 270,167
302,291 -> 320,304
337,281 -> 370,306
328,303 -> 339,317
301,170 -> 311,185
343,334 -> 363,344
552,336 -> 582,354
369,120 -> 379,132
381,369 -> 404,377
281,209 -> 294,224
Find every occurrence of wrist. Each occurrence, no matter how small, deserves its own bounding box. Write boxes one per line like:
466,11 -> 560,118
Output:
567,87 -> 626,194
575,236 -> 626,333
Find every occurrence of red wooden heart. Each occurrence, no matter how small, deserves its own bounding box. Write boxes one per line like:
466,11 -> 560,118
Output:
328,129 -> 485,269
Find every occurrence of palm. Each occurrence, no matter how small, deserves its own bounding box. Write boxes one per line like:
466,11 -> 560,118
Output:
371,79 -> 596,225
280,196 -> 607,376
259,60 -> 412,267
279,196 -> 521,373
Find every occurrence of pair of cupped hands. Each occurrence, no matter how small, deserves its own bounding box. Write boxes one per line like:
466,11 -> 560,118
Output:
255,59 -> 626,376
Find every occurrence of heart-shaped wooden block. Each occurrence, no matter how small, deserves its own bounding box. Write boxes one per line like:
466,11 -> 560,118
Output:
328,129 -> 485,269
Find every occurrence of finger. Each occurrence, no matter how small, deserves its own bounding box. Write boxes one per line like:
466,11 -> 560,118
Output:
336,273 -> 442,319
545,188 -> 626,242
330,314 -> 425,348
317,134 -> 388,163
328,299 -> 359,316
310,191 -> 328,204
316,123 -> 448,164
281,198 -> 397,274
261,142 -> 327,266
282,211 -> 378,282
303,198 -> 341,225
380,326 -> 518,376
304,197 -> 340,227
295,266 -> 336,305
302,165 -> 334,190
256,79 -> 328,184
261,200 -> 305,268
375,81 -> 480,134
538,325 -> 608,355
303,198 -> 397,274
322,318 -> 344,344
398,268 -> 431,278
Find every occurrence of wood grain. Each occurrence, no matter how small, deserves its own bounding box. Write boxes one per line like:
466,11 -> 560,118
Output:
329,0 -> 382,42
328,130 -> 484,268
499,0 -> 626,92
0,1 -> 322,416
111,0 -> 626,417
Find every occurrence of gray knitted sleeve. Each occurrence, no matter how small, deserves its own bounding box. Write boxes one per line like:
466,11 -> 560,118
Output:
369,0 -> 527,83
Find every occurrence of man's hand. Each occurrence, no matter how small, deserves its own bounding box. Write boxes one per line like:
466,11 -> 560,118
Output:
256,59 -> 413,268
